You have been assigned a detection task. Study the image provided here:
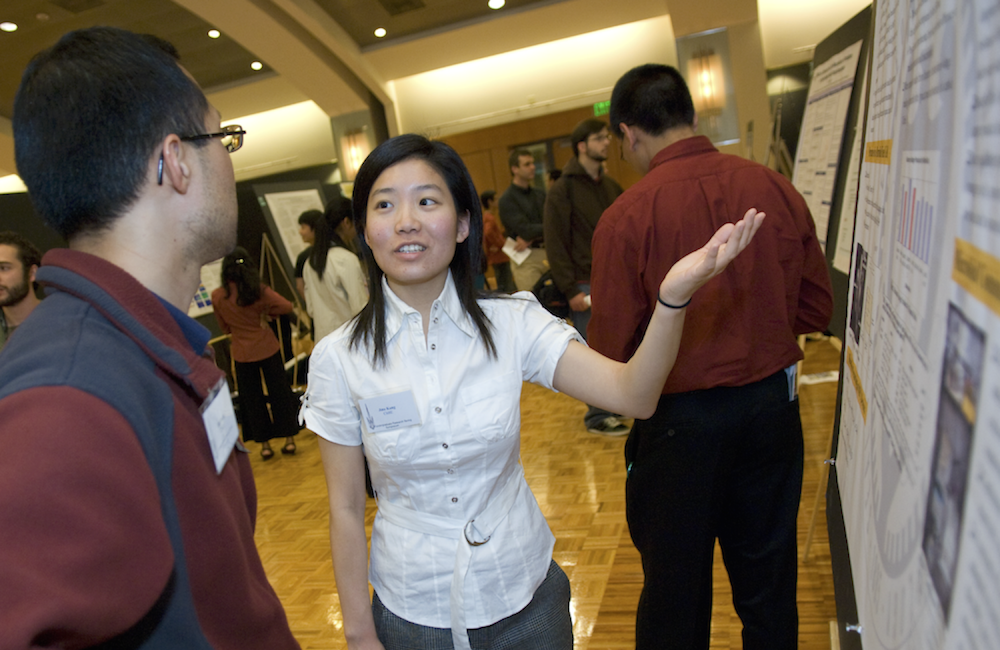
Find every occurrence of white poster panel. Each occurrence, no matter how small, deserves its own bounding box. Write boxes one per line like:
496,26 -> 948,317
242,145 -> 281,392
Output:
838,1 -> 1000,648
262,189 -> 325,267
793,40 -> 864,250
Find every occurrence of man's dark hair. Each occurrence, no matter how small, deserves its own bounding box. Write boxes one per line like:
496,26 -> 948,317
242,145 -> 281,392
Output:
548,169 -> 562,183
609,64 -> 695,138
13,27 -> 210,240
0,231 -> 42,272
480,190 -> 496,210
570,119 -> 608,156
349,133 -> 496,367
508,148 -> 533,174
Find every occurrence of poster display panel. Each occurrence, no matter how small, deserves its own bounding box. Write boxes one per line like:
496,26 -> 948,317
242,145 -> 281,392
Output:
252,181 -> 328,281
793,40 -> 864,250
837,0 -> 1000,647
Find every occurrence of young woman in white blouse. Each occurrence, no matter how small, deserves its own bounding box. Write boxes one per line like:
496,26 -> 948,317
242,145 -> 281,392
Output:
301,134 -> 763,650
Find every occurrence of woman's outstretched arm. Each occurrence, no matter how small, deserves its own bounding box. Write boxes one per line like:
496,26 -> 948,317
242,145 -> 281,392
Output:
552,208 -> 765,418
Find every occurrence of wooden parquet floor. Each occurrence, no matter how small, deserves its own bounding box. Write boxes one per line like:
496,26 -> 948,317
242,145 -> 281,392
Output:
251,338 -> 841,649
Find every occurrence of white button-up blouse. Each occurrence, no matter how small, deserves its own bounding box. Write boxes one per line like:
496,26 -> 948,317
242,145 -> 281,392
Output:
301,273 -> 581,629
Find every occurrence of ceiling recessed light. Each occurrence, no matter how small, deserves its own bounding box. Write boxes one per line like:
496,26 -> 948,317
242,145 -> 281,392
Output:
374,27 -> 386,38
0,22 -> 17,32
36,13 -> 49,21
488,0 -> 504,9
251,61 -> 263,71
208,29 -> 220,39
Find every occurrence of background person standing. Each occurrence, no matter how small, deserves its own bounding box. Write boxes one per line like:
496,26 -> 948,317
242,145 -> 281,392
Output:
480,190 -> 516,293
212,247 -> 301,460
498,149 -> 547,291
302,196 -> 368,342
589,64 -> 833,650
543,118 -> 625,436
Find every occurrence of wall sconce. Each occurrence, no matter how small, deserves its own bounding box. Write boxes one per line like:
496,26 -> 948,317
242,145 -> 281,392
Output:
687,49 -> 726,114
342,127 -> 371,180
676,27 -> 739,146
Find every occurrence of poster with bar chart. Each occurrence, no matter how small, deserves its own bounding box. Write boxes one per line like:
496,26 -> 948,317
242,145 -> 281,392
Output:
835,1 -> 1000,648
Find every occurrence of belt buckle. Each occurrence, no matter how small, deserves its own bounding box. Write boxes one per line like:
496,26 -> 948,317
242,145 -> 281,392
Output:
463,519 -> 491,546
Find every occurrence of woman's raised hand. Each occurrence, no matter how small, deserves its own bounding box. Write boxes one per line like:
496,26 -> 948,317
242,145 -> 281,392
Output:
657,208 -> 765,307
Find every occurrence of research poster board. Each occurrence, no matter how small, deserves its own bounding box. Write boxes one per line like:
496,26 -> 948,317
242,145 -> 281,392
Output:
837,0 -> 1000,648
792,39 -> 864,251
252,181 -> 327,280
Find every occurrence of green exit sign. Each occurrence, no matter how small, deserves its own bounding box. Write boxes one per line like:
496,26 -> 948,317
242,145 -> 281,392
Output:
593,100 -> 610,116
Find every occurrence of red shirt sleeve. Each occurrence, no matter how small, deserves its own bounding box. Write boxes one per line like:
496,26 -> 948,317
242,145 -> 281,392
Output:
260,285 -> 294,318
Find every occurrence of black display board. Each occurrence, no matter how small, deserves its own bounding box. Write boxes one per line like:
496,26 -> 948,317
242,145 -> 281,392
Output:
805,6 -> 874,650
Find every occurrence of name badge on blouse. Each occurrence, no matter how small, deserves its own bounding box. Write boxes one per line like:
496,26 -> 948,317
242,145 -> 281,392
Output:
201,378 -> 240,474
358,391 -> 421,434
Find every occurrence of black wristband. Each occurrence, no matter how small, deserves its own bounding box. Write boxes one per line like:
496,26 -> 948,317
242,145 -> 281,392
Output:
657,294 -> 691,309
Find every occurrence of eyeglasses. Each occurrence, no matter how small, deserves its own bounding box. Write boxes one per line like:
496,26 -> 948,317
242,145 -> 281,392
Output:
158,124 -> 246,185
181,124 -> 246,153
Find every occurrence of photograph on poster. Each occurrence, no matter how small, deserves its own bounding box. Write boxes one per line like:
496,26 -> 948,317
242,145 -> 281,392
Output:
923,304 -> 983,617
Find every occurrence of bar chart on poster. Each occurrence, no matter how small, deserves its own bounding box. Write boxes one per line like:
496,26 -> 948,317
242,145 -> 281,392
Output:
896,155 -> 937,265
833,0 -> 1000,648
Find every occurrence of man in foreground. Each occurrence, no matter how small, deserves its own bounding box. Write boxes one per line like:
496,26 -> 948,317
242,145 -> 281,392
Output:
0,27 -> 299,649
589,64 -> 833,649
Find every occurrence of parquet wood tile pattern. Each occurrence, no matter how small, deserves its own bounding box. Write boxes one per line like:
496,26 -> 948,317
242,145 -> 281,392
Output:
251,338 -> 841,649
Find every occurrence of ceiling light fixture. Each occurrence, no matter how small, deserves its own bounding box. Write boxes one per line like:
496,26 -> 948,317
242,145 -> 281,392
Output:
488,0 -> 505,9
208,29 -> 220,39
374,27 -> 386,38
0,22 -> 17,32
251,61 -> 263,71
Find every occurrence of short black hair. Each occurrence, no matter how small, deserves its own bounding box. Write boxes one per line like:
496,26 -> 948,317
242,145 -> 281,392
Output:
508,148 -> 533,174
480,190 -> 496,210
13,27 -> 209,240
570,118 -> 608,156
609,64 -> 695,138
0,231 -> 42,271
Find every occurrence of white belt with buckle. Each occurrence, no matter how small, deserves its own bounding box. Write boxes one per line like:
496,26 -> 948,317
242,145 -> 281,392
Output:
375,465 -> 526,650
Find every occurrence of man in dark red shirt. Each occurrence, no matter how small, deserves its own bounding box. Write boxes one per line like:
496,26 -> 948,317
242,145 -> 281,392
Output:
589,64 -> 833,650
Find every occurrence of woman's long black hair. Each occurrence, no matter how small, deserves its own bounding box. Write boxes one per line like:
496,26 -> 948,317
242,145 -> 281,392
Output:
220,246 -> 261,307
348,134 -> 496,367
308,195 -> 354,280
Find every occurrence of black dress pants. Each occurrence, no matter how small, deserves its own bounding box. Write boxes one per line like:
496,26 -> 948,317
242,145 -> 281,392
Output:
625,369 -> 803,650
234,351 -> 300,444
